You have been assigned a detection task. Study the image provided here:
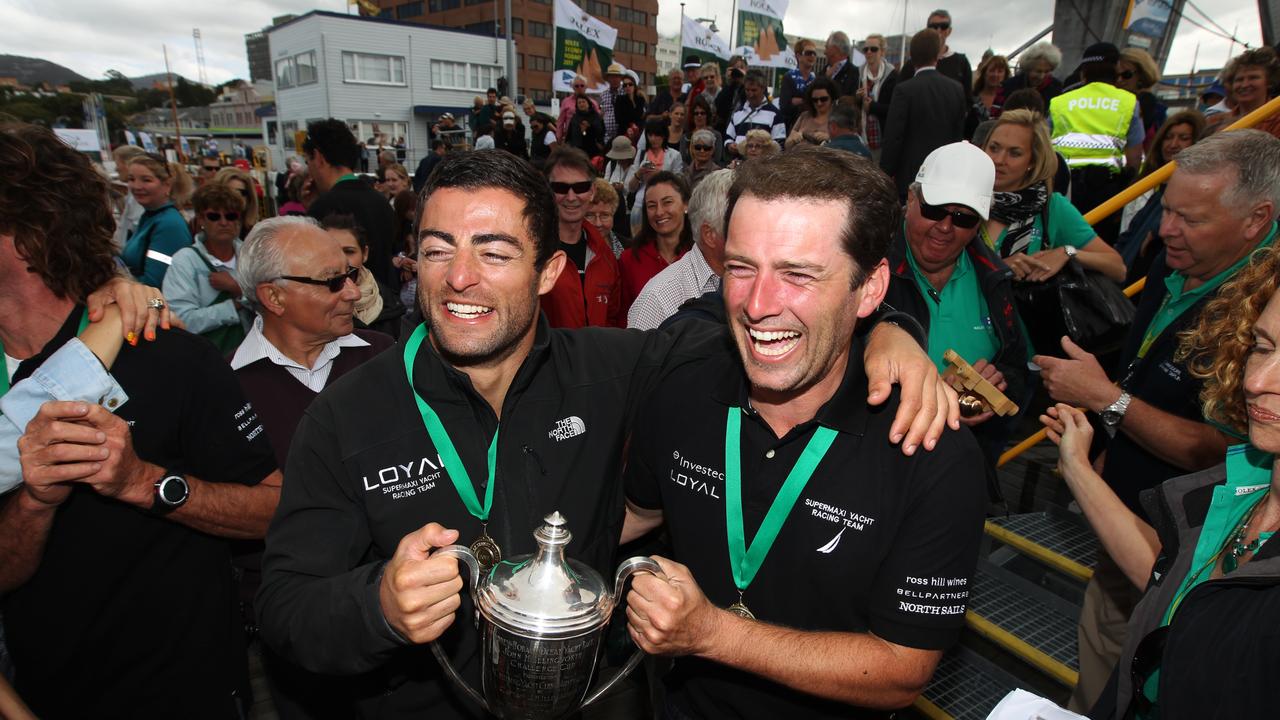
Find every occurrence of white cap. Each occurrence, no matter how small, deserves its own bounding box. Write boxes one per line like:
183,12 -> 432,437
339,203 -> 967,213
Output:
914,141 -> 995,220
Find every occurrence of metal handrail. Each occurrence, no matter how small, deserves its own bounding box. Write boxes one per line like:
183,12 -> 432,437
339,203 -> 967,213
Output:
996,95 -> 1280,468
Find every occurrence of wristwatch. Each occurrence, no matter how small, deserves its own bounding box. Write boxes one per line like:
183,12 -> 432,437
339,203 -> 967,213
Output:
1100,391 -> 1132,428
1063,245 -> 1079,258
152,472 -> 190,515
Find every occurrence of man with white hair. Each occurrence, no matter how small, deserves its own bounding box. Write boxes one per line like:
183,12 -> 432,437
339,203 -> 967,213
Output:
556,74 -> 601,142
627,168 -> 734,330
825,31 -> 860,99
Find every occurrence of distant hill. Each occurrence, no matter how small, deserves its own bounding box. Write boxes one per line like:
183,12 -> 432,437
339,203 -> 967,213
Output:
128,72 -> 201,91
0,54 -> 88,86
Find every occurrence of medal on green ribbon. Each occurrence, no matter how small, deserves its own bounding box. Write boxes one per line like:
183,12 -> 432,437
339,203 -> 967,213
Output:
403,323 -> 502,570
724,407 -> 837,619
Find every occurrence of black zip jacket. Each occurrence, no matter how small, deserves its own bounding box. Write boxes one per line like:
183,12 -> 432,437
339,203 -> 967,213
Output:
883,228 -> 1028,408
1091,462 -> 1280,719
257,314 -> 728,718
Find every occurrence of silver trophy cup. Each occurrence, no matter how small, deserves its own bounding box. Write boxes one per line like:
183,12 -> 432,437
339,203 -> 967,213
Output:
432,511 -> 659,719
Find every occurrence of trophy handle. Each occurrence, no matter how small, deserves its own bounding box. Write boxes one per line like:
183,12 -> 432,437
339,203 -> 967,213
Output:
428,545 -> 489,714
580,555 -> 664,708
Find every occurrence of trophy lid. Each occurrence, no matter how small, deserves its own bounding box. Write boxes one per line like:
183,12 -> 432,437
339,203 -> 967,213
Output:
478,512 -> 614,638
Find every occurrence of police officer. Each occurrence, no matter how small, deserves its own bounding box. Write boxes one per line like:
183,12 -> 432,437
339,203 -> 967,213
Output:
1049,42 -> 1144,242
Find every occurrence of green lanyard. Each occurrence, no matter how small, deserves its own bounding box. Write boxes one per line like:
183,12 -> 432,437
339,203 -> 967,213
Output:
334,173 -> 360,186
1136,292 -> 1173,360
402,323 -> 498,523
724,407 -> 837,599
0,311 -> 92,403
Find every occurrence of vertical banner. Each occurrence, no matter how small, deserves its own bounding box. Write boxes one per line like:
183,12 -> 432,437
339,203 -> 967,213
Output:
552,0 -> 618,93
734,0 -> 795,69
1123,0 -> 1173,38
681,16 -> 732,65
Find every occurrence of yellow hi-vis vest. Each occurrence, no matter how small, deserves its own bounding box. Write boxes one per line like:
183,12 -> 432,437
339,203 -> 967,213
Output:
1049,82 -> 1137,171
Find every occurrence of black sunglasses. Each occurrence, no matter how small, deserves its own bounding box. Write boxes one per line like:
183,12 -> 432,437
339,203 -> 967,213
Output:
277,266 -> 359,292
203,211 -> 241,223
920,202 -> 981,229
863,46 -> 881,53
692,144 -> 714,151
201,164 -> 220,173
927,22 -> 950,30
812,95 -> 832,103
550,180 -> 593,195
1117,70 -> 1136,80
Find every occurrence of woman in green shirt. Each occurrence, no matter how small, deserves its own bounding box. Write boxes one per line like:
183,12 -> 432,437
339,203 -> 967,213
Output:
980,109 -> 1125,284
1044,244 -> 1280,718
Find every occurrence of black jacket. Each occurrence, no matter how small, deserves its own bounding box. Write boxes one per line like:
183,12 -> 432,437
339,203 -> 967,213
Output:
256,314 -> 726,718
879,69 -> 967,197
883,228 -> 1028,408
830,59 -> 860,99
310,177 -> 399,291
1091,460 -> 1280,719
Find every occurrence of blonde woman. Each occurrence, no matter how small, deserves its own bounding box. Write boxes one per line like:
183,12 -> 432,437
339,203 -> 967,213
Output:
119,152 -> 193,286
213,166 -> 260,236
1116,47 -> 1167,151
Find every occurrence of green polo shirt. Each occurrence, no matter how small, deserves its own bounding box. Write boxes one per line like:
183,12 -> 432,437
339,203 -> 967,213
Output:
1138,444 -> 1275,715
905,243 -> 1000,373
1138,224 -> 1277,359
982,193 -> 1097,255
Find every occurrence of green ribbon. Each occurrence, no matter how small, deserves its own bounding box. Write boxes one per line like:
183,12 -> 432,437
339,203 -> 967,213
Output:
724,406 -> 838,593
0,310 -> 92,405
403,323 -> 498,522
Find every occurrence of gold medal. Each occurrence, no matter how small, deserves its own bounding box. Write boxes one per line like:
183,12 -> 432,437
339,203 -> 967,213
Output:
470,533 -> 502,572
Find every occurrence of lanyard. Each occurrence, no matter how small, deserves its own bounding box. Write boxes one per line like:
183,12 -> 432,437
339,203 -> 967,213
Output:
724,407 -> 837,593
334,173 -> 360,185
1136,292 -> 1174,360
402,323 -> 498,523
0,311 -> 92,403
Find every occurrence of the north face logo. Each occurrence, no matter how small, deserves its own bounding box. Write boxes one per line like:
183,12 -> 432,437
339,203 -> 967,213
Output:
549,416 -> 586,441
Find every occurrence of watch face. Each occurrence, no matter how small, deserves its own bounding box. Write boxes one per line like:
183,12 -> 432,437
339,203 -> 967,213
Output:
159,476 -> 188,504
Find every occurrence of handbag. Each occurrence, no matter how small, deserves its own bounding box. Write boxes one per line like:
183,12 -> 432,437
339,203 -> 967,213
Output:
1014,257 -> 1135,357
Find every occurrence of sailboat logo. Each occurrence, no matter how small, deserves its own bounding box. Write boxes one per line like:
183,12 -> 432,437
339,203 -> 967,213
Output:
817,526 -> 847,554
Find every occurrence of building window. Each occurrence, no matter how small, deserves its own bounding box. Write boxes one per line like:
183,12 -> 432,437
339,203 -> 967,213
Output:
342,52 -> 406,85
462,20 -> 494,34
615,38 -> 646,54
517,53 -> 525,69
464,0 -> 486,6
614,6 -> 648,25
529,55 -> 554,72
529,88 -> 552,102
431,60 -> 503,91
350,120 -> 409,148
586,0 -> 609,16
397,1 -> 423,17
428,0 -> 460,9
276,58 -> 296,89
530,0 -> 550,5
281,120 -> 299,149
528,20 -> 551,37
511,17 -> 523,34
295,51 -> 318,85
378,8 -> 393,17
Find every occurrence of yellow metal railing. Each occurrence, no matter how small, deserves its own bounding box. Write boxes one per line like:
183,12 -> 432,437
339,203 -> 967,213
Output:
997,95 -> 1280,468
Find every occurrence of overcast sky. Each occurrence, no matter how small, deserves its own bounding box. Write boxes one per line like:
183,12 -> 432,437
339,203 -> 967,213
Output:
0,0 -> 1264,84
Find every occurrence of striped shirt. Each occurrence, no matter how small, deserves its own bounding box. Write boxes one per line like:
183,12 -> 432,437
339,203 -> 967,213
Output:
726,100 -> 788,148
626,244 -> 721,330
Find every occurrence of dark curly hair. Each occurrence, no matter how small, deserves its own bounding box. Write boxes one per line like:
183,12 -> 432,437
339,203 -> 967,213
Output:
303,118 -> 361,171
0,122 -> 118,301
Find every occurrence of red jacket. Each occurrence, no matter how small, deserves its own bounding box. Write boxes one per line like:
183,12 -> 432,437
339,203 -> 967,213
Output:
540,221 -> 622,328
618,241 -> 686,320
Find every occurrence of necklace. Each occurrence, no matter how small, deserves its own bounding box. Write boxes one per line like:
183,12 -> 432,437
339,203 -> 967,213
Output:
1224,489 -> 1272,573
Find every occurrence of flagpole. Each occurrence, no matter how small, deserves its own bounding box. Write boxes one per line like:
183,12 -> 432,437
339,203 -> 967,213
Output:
730,0 -> 738,51
680,2 -> 686,61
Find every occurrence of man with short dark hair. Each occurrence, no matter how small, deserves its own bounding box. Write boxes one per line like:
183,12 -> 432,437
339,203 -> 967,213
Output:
305,118 -> 398,291
257,147 -> 963,720
621,146 -> 985,719
413,140 -> 449,193
540,147 -> 622,328
898,10 -> 973,103
880,29 -> 966,199
716,56 -> 749,134
725,70 -> 787,157
476,87 -> 499,129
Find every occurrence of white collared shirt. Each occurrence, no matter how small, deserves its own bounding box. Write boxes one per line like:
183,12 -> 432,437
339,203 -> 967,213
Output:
231,315 -> 370,392
626,245 -> 721,330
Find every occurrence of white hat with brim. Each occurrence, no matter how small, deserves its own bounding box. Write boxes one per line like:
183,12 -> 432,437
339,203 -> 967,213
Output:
914,141 -> 995,220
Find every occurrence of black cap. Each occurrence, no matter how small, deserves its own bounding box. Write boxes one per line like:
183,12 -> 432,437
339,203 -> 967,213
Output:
1080,42 -> 1120,65
683,54 -> 702,69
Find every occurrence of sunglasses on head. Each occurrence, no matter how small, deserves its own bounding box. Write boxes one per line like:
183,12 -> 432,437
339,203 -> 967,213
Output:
550,180 -> 593,195
203,211 -> 240,223
277,266 -> 359,293
919,201 -> 980,228
928,22 -> 950,30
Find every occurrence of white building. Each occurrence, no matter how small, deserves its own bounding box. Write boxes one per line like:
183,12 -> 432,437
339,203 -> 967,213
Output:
268,10 -> 510,171
656,33 -> 680,80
